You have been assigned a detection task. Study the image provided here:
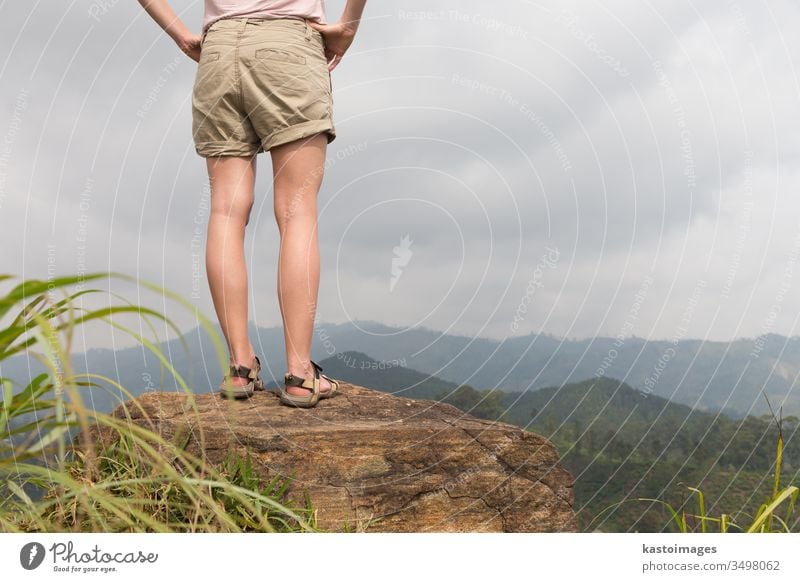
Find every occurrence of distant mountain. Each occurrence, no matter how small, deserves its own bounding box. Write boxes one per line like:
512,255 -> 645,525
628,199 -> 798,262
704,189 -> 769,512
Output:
2,320 -> 799,417
313,323 -> 800,419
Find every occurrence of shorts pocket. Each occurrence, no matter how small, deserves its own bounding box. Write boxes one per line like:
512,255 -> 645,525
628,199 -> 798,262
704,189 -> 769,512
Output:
255,48 -> 306,66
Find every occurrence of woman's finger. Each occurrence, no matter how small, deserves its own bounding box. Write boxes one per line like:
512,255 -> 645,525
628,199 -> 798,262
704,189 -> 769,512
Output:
326,52 -> 337,70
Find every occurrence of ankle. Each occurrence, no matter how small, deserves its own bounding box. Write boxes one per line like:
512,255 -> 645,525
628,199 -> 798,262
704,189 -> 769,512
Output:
286,359 -> 315,378
230,349 -> 257,367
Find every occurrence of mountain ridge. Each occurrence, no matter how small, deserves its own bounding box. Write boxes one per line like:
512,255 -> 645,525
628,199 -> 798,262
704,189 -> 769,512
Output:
3,320 -> 799,417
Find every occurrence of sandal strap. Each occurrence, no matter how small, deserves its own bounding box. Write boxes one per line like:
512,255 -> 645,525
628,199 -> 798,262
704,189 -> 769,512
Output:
312,361 -> 338,394
230,365 -> 252,379
230,356 -> 261,380
285,360 -> 323,385
284,361 -> 322,400
284,375 -> 320,391
284,373 -> 307,387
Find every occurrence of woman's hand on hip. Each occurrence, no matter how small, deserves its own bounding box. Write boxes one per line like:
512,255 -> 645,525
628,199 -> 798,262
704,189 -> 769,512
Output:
176,31 -> 202,63
305,20 -> 357,71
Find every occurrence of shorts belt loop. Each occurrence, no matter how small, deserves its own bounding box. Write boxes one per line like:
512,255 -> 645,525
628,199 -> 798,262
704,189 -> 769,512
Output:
241,17 -> 249,31
303,18 -> 312,41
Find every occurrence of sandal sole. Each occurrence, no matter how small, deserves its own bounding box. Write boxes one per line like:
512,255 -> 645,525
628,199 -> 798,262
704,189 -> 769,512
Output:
280,381 -> 337,404
219,382 -> 256,399
279,391 -> 319,408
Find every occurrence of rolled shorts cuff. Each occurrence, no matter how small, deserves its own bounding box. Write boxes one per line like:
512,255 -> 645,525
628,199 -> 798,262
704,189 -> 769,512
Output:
262,119 -> 336,151
194,140 -> 261,158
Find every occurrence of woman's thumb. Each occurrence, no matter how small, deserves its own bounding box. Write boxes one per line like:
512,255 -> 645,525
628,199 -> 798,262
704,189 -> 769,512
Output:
305,19 -> 325,32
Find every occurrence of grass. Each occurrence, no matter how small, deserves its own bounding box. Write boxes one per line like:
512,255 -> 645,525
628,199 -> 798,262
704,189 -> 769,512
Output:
590,396 -> 799,533
0,271 -> 317,533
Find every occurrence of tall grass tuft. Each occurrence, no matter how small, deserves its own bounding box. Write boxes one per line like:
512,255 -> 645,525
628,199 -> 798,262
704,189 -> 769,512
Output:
0,272 -> 316,533
590,394 -> 798,533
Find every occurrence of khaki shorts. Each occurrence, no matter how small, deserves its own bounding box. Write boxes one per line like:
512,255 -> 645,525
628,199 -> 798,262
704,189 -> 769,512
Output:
192,17 -> 336,157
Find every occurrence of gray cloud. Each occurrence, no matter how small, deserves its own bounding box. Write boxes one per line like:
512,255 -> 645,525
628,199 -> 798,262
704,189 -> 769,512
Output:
2,0 -> 799,349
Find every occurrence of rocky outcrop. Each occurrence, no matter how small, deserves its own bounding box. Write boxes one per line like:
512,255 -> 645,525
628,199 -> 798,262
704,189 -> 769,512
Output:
105,382 -> 578,532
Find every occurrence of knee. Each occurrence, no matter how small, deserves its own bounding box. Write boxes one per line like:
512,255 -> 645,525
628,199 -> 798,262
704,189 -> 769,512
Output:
210,195 -> 254,226
274,197 -> 316,231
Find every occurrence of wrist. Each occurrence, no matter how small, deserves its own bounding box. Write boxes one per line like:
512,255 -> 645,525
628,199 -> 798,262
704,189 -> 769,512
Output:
341,18 -> 359,35
167,22 -> 191,44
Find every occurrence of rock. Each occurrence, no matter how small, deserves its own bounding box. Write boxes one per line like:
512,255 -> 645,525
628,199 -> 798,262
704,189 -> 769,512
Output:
102,382 -> 578,532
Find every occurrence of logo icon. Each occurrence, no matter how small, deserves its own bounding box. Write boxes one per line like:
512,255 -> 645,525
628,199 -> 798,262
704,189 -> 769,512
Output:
20,542 -> 46,570
390,234 -> 413,292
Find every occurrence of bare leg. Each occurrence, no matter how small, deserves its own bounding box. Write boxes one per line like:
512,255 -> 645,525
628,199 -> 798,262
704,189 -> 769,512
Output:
205,154 -> 258,388
271,133 -> 332,396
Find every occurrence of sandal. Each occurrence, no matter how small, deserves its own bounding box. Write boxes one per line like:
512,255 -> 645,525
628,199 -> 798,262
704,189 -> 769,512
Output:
219,355 -> 265,400
279,359 -> 340,408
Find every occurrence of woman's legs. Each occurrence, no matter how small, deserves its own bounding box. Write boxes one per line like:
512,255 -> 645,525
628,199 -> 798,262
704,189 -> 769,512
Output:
205,154 -> 258,388
271,133 -> 332,396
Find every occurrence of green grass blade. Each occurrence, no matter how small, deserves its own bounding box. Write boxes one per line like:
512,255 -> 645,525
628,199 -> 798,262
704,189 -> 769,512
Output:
747,487 -> 800,533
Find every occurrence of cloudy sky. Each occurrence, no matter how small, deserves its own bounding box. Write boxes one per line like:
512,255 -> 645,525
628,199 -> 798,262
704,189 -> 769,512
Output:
2,0 -> 800,350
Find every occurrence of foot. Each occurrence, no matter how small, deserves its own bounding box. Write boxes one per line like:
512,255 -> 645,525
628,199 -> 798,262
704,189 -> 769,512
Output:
285,363 -> 333,397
